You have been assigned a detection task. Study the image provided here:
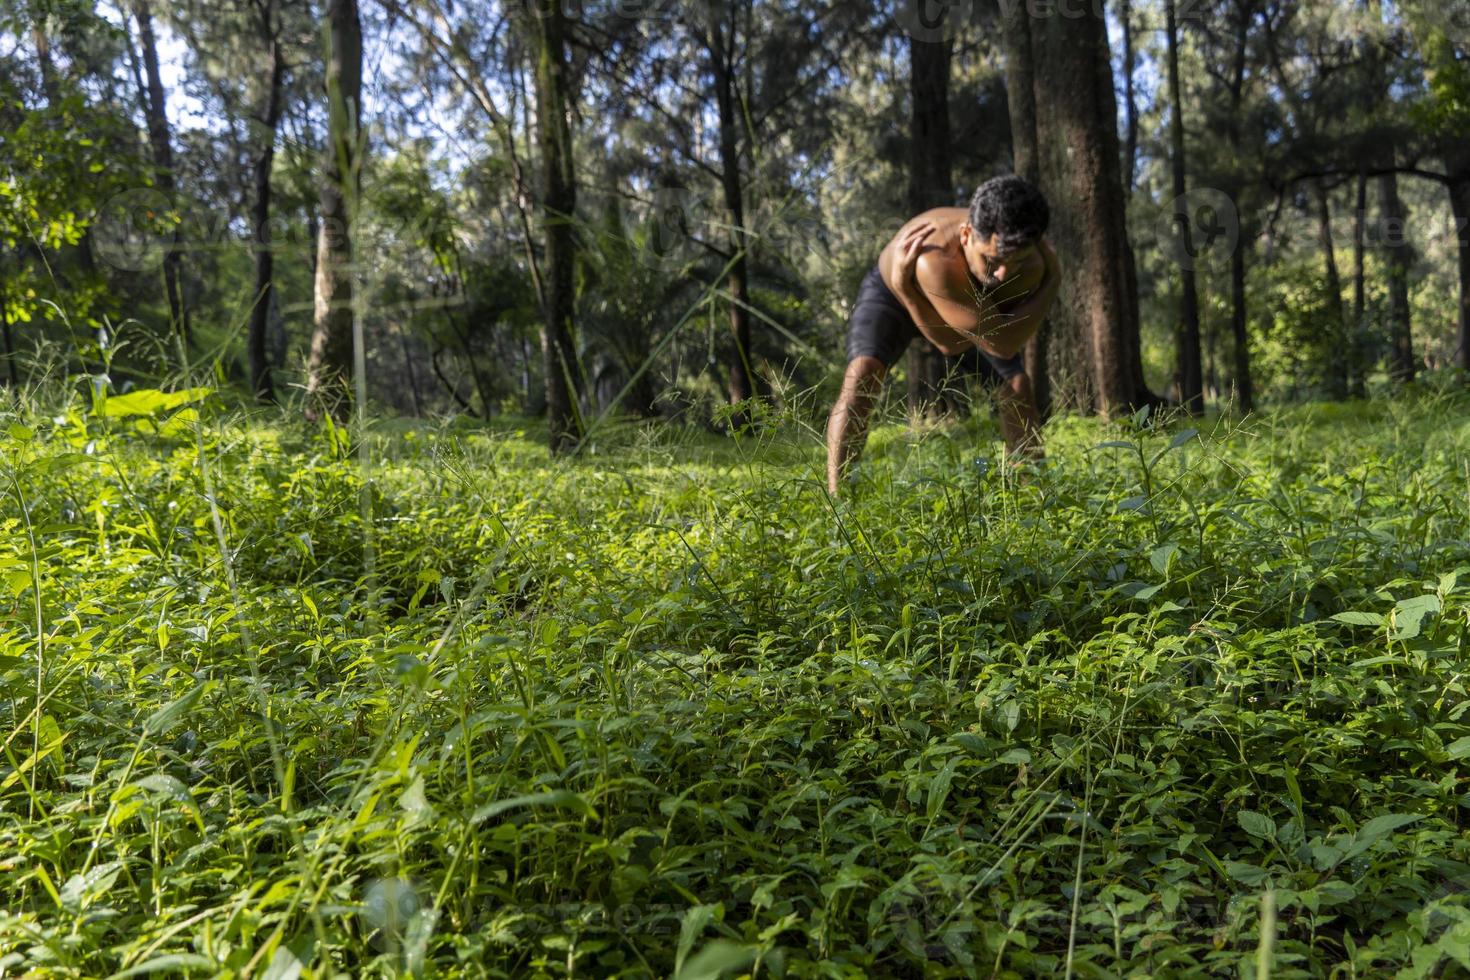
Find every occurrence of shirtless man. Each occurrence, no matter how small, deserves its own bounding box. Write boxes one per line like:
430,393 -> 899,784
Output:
825,174 -> 1061,495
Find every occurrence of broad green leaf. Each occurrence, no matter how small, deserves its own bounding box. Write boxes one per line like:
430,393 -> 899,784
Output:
1356,813 -> 1422,844
1391,594 -> 1440,640
1237,810 -> 1276,839
100,386 -> 212,418
674,940 -> 753,980
108,954 -> 219,978
1331,611 -> 1383,627
676,903 -> 721,975
143,684 -> 206,736
471,789 -> 598,825
1169,428 -> 1200,449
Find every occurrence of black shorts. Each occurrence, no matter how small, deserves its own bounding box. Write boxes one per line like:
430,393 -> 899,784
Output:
844,266 -> 1024,384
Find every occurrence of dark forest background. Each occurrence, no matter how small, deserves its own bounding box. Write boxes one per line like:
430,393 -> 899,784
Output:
2,0 -> 1468,448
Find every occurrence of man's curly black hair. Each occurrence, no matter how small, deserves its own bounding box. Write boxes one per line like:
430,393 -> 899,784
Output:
968,175 -> 1050,254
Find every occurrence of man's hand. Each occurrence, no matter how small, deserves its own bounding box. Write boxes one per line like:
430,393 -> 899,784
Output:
892,222 -> 934,305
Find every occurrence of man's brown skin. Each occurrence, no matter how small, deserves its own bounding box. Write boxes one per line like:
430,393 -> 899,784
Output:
826,207 -> 1061,495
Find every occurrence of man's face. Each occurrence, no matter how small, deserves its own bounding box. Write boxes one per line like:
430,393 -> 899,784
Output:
962,226 -> 1038,288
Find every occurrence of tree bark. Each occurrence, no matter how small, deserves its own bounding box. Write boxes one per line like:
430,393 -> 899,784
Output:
248,7 -> 285,403
1350,170 -> 1368,397
398,325 -> 423,416
1450,178 -> 1470,375
431,346 -> 478,416
304,0 -> 362,420
1229,239 -> 1251,410
1165,0 -> 1203,413
998,0 -> 1050,418
530,0 -> 583,451
0,269 -> 16,386
131,0 -> 191,347
1313,179 -> 1349,399
1379,171 -> 1414,382
708,5 -> 756,425
30,3 -> 61,107
1121,0 -> 1138,196
1226,0 -> 1253,413
1027,1 -> 1151,414
906,34 -> 957,419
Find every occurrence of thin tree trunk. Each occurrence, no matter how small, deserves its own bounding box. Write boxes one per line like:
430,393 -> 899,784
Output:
1380,171 -> 1414,382
248,13 -> 285,403
131,0 -> 190,347
431,346 -> 478,416
530,0 -> 583,451
30,6 -> 61,106
1314,179 -> 1349,399
449,315 -> 493,416
0,270 -> 16,386
1450,178 -> 1470,375
1350,170 -> 1367,397
907,34 -> 956,419
304,0 -> 362,419
398,326 -> 423,415
998,0 -> 1050,418
1165,0 -> 1203,413
1121,0 -> 1138,195
1226,0 -> 1253,412
1230,240 -> 1251,410
1028,1 -> 1149,414
709,6 -> 755,425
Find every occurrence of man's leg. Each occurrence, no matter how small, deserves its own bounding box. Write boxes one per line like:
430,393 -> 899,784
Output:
826,356 -> 887,495
994,371 -> 1043,459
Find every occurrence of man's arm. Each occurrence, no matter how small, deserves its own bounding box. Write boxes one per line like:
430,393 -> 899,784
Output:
895,238 -> 1060,359
979,239 -> 1060,358
887,227 -> 1003,356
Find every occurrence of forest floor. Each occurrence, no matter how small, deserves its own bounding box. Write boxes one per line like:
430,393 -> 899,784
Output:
2,388 -> 1470,978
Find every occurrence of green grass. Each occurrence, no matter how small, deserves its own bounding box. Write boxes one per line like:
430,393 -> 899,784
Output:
3,387 -> 1470,978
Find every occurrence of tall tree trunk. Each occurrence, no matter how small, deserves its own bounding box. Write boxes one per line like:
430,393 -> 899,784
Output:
1121,0 -> 1138,196
1349,170 -> 1368,397
30,4 -> 61,106
1226,0 -> 1254,413
131,0 -> 191,347
0,268 -> 16,386
530,0 -> 583,451
248,15 -> 285,403
304,0 -> 362,419
906,34 -> 956,419
1230,240 -> 1251,410
1165,0 -> 1203,413
1313,180 -> 1349,399
998,0 -> 1050,418
449,314 -> 494,416
708,7 -> 756,425
1027,1 -> 1150,414
1379,171 -> 1414,382
1450,177 -> 1470,375
397,325 -> 423,416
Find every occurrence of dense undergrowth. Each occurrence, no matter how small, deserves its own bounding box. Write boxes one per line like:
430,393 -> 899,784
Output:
2,385 -> 1470,978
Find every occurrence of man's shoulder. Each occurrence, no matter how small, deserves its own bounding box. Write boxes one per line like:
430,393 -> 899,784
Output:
915,245 -> 971,297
